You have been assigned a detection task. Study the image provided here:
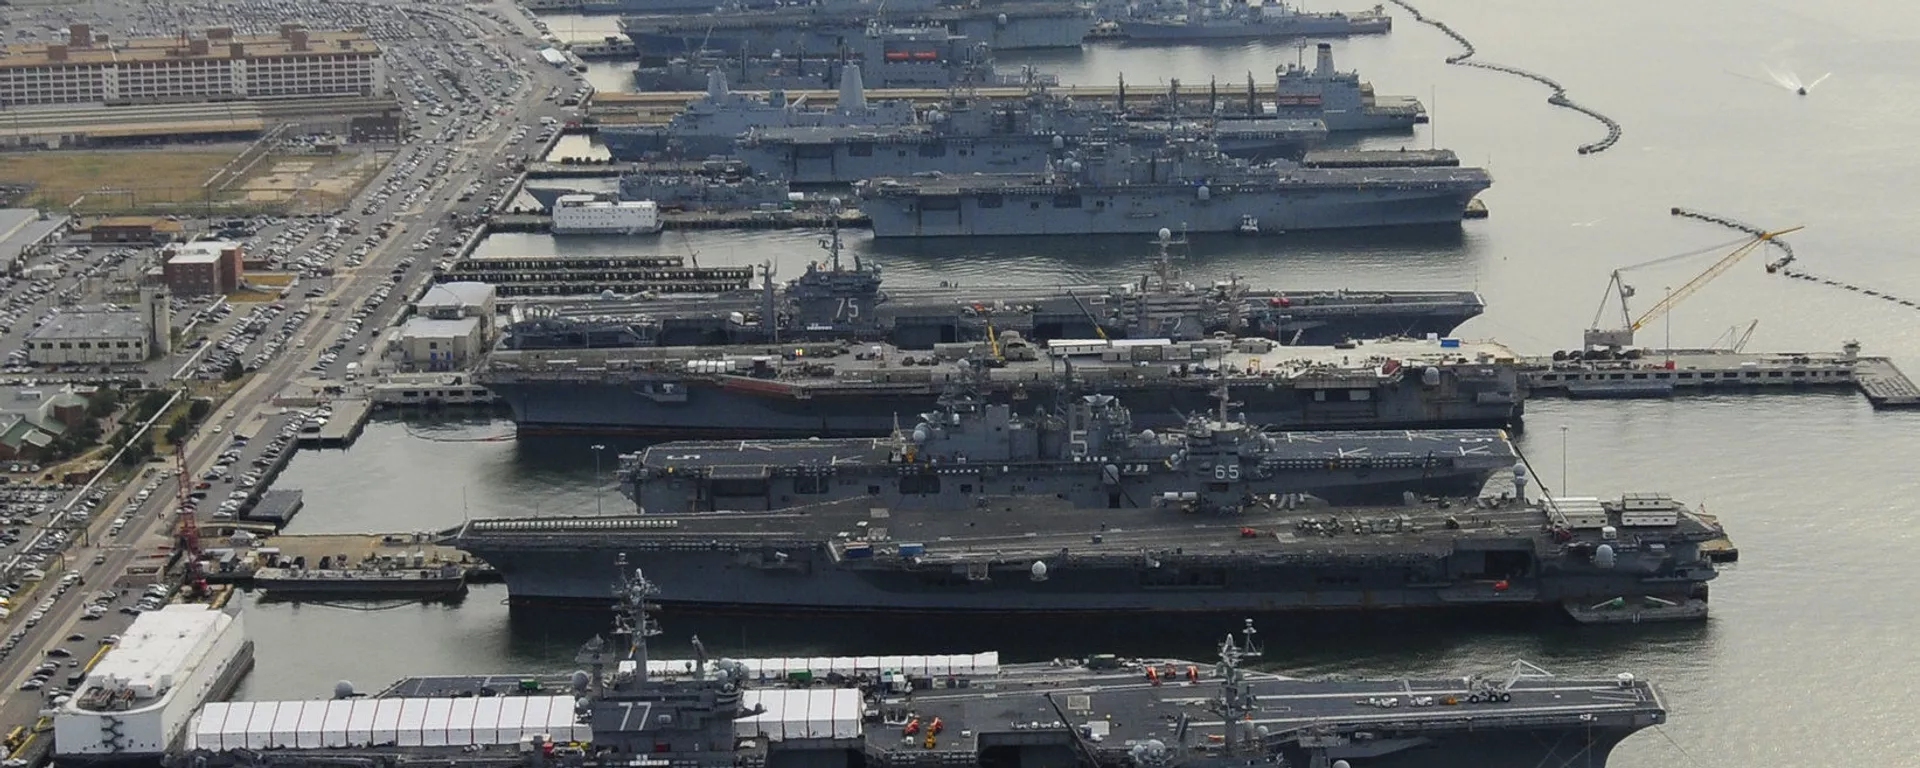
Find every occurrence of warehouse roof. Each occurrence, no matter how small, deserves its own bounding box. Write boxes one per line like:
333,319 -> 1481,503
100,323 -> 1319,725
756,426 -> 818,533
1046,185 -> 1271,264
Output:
25,308 -> 148,341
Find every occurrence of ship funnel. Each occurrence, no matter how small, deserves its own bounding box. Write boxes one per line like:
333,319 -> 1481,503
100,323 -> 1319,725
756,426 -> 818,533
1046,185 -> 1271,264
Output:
1315,43 -> 1334,77
839,64 -> 868,112
706,68 -> 730,99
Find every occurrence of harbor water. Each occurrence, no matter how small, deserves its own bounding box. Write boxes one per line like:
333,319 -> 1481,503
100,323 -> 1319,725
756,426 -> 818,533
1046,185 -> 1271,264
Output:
240,0 -> 1920,763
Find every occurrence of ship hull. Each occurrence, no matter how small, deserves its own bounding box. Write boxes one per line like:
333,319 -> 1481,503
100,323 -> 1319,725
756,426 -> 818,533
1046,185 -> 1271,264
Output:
1117,16 -> 1391,41
465,546 -> 1702,612
862,184 -> 1488,237
487,377 -> 1519,437
627,12 -> 1090,56
252,578 -> 465,597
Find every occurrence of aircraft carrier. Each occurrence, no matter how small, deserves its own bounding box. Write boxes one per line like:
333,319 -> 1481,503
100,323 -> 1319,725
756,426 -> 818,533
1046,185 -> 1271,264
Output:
857,139 -> 1491,238
632,23 -> 1056,92
600,67 -> 920,161
621,1 -> 1094,57
735,102 -> 1328,184
447,468 -> 1735,622
479,327 -> 1523,436
177,563 -> 1672,768
619,369 -> 1519,511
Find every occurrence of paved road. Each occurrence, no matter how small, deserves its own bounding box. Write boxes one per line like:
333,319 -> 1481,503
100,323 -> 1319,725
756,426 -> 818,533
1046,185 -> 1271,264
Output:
0,0 -> 579,754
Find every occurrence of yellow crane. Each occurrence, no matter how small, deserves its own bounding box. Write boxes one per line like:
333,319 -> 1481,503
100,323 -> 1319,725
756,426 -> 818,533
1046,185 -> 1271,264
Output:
1583,226 -> 1803,351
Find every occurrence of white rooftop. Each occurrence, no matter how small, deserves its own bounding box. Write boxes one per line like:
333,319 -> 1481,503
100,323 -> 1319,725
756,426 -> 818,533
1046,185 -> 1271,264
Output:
416,282 -> 496,311
169,241 -> 239,266
190,695 -> 587,751
86,604 -> 231,704
400,316 -> 481,339
25,308 -> 148,341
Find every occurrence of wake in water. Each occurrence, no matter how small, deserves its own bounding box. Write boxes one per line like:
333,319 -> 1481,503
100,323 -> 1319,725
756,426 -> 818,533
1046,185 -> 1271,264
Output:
1729,65 -> 1831,95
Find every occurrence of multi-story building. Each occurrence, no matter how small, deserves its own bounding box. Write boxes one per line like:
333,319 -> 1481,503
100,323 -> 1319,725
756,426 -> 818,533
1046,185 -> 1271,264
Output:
0,24 -> 386,107
162,241 -> 244,297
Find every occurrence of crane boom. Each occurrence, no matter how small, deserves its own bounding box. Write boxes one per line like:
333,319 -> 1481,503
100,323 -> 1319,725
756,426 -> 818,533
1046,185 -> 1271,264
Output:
1628,226 -> 1803,332
1583,226 -> 1802,350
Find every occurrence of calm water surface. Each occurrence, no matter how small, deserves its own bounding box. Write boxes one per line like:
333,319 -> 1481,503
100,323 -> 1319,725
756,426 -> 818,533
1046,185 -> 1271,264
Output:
239,0 -> 1920,762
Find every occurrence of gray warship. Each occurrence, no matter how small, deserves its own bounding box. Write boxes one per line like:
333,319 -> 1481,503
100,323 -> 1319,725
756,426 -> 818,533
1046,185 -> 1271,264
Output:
449,465 -> 1735,624
622,0 -> 1094,57
1127,43 -> 1424,132
856,139 -> 1491,237
633,23 -> 1056,92
477,314 -> 1524,436
178,562 -> 1674,768
1111,0 -> 1391,42
736,97 -> 1328,184
620,369 -> 1518,510
600,66 -> 918,161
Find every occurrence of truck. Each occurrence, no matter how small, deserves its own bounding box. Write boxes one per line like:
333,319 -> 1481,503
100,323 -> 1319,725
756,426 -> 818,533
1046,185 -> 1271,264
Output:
345,362 -> 361,382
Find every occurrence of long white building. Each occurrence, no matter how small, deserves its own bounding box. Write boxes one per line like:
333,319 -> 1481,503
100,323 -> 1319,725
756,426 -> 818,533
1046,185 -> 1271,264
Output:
54,603 -> 255,760
0,24 -> 386,107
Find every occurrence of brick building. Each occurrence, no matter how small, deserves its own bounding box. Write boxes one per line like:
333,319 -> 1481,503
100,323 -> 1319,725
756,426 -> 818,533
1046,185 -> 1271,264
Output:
162,241 -> 244,296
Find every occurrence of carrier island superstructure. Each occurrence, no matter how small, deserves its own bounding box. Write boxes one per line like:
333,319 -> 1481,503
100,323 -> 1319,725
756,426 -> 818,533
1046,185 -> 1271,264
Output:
175,561 -> 1671,768
53,603 -> 255,764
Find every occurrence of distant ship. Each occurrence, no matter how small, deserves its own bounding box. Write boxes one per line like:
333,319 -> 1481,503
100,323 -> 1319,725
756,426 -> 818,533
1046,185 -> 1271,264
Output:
55,603 -> 255,765
735,96 -> 1328,184
599,66 -> 918,161
549,194 -> 665,235
1111,0 -> 1391,41
857,139 -> 1491,237
632,23 -> 1057,92
621,0 -> 1094,56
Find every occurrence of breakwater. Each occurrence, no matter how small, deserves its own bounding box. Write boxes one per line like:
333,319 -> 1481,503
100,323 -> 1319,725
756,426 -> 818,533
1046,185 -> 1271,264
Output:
1672,207 -> 1920,313
1385,0 -> 1621,155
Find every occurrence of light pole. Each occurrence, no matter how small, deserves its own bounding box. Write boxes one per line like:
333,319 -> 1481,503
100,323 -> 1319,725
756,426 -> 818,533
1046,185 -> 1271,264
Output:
591,444 -> 607,515
1559,425 -> 1569,496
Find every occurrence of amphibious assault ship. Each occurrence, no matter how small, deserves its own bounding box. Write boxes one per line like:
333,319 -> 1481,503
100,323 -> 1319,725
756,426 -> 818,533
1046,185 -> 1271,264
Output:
736,98 -> 1328,184
621,368 -> 1517,511
600,67 -> 918,161
633,23 -> 1056,92
179,562 -> 1673,768
1101,45 -> 1424,133
858,139 -> 1491,237
1111,0 -> 1392,42
621,0 -> 1094,57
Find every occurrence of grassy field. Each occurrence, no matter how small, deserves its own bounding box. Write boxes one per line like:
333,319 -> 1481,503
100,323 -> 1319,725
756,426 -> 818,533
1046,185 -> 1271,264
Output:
0,149 -> 244,210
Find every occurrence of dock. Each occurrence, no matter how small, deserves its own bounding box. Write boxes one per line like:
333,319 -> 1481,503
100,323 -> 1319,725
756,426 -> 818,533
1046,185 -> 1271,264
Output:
296,397 -> 373,448
1519,346 -> 1920,410
201,532 -> 497,586
243,489 -> 304,527
1854,358 -> 1920,408
368,373 -> 498,409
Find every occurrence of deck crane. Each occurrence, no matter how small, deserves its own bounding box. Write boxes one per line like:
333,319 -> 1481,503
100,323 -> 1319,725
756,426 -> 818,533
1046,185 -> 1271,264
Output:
1583,226 -> 1803,351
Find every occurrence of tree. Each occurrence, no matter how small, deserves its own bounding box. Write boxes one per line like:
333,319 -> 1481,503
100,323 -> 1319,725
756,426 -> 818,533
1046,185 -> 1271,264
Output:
222,359 -> 245,382
136,391 -> 170,421
117,434 -> 152,467
86,388 -> 119,420
165,420 -> 190,446
187,399 -> 212,422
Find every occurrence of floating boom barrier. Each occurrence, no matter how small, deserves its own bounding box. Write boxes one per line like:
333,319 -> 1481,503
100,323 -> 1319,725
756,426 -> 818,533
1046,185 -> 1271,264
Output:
1385,0 -> 1621,155
1671,207 -> 1920,312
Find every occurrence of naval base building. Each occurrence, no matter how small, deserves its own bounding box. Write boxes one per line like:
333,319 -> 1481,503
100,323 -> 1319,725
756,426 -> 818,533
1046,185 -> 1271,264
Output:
0,23 -> 386,107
